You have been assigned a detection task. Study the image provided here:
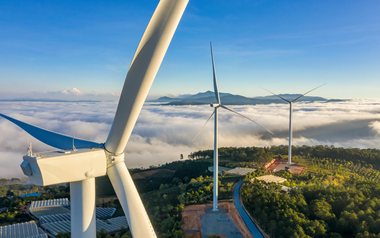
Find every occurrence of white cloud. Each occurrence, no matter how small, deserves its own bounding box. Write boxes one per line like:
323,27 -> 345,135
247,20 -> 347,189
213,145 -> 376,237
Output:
60,88 -> 83,95
369,121 -> 380,134
1,99 -> 380,178
0,88 -> 120,101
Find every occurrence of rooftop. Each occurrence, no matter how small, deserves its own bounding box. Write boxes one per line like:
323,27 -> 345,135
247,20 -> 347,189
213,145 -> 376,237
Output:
208,166 -> 256,176
253,175 -> 287,184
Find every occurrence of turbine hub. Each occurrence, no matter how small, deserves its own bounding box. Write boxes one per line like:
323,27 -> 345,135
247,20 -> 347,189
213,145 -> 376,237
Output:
106,152 -> 125,168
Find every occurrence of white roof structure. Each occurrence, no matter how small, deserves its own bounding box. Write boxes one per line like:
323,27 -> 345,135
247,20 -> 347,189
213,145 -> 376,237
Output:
41,221 -> 71,236
41,216 -> 129,236
30,198 -> 70,208
39,207 -> 116,224
208,166 -> 256,176
227,167 -> 256,176
29,206 -> 70,218
24,235 -> 47,238
253,175 -> 287,184
96,207 -> 117,218
0,221 -> 47,238
40,213 -> 70,224
106,216 -> 129,231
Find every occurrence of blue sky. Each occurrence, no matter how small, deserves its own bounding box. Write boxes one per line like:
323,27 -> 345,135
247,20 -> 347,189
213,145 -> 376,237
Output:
0,0 -> 379,99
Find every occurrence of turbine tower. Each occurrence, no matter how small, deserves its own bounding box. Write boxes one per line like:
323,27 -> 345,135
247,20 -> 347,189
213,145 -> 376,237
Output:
0,1 -> 188,237
193,43 -> 274,212
261,84 -> 325,164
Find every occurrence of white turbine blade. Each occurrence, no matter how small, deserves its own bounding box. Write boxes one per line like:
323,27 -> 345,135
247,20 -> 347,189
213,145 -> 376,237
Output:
292,83 -> 326,102
105,0 -> 189,155
192,112 -> 215,142
0,113 -> 101,150
220,105 -> 274,135
107,161 -> 156,237
210,42 -> 221,104
260,86 -> 290,103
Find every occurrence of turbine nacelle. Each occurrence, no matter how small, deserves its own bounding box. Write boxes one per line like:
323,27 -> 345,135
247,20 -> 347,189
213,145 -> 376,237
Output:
210,103 -> 220,108
21,148 -> 107,186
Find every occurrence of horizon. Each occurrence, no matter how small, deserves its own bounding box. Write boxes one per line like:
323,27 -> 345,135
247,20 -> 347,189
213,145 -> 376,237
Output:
0,87 -> 375,101
2,98 -> 380,178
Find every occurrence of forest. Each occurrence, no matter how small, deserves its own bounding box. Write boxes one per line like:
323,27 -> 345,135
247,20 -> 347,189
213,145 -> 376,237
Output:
240,146 -> 380,238
189,145 -> 380,170
242,178 -> 380,238
3,145 -> 380,237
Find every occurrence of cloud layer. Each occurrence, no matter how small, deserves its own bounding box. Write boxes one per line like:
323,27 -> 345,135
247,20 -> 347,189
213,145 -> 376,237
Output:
0,88 -> 119,101
1,99 -> 380,178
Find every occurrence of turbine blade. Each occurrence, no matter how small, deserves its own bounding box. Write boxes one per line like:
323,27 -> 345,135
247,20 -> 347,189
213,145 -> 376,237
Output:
104,0 -> 188,155
210,42 -> 221,104
192,112 -> 215,142
292,83 -> 326,102
0,113 -> 101,150
260,87 -> 290,103
219,105 -> 274,135
107,162 -> 156,237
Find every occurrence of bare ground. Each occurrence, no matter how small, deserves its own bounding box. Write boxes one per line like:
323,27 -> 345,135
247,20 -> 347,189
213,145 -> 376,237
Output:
182,202 -> 254,238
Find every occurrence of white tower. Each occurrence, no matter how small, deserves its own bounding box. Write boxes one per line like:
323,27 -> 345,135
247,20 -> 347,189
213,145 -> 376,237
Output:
262,84 -> 325,164
193,43 -> 274,211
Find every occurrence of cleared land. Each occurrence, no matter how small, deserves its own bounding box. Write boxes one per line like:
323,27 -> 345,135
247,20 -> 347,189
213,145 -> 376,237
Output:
266,159 -> 306,174
131,169 -> 175,179
182,202 -> 253,238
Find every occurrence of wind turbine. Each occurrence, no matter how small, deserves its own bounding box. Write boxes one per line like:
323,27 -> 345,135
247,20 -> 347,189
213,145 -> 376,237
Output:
0,0 -> 188,237
261,84 -> 325,164
193,43 -> 274,211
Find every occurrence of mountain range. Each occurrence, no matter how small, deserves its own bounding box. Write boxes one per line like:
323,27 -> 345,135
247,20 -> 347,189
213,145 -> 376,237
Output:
152,91 -> 341,105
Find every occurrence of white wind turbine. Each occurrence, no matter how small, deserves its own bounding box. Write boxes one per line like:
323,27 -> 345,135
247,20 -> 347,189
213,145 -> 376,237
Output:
193,43 -> 274,211
261,84 -> 325,164
0,0 -> 188,237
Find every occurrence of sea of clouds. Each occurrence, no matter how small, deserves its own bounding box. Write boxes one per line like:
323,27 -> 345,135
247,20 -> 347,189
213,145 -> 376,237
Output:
1,99 -> 380,178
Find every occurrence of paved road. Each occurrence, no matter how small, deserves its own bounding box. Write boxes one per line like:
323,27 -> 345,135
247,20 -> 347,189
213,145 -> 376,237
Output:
233,180 -> 264,238
200,209 -> 244,238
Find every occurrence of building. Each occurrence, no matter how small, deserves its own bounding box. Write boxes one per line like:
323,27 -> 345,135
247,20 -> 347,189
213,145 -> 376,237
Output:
208,166 -> 256,176
26,198 -> 124,236
0,221 -> 48,238
252,175 -> 287,184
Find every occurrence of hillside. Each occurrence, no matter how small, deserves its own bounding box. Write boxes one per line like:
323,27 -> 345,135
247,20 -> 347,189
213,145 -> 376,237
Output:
151,91 -> 338,105
3,145 -> 380,237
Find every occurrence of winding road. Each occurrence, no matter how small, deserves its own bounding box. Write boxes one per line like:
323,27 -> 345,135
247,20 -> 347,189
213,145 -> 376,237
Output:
233,180 -> 264,238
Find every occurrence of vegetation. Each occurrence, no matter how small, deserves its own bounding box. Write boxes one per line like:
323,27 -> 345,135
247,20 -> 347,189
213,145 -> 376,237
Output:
0,178 -> 22,185
135,173 -> 238,237
190,145 -> 380,171
189,146 -> 274,167
0,185 -> 69,225
240,145 -> 380,238
49,157 -> 237,237
0,183 -> 45,197
4,145 -> 380,237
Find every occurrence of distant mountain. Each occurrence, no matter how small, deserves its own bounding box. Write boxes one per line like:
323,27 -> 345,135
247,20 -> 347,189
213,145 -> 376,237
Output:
153,96 -> 178,102
152,91 -> 340,105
